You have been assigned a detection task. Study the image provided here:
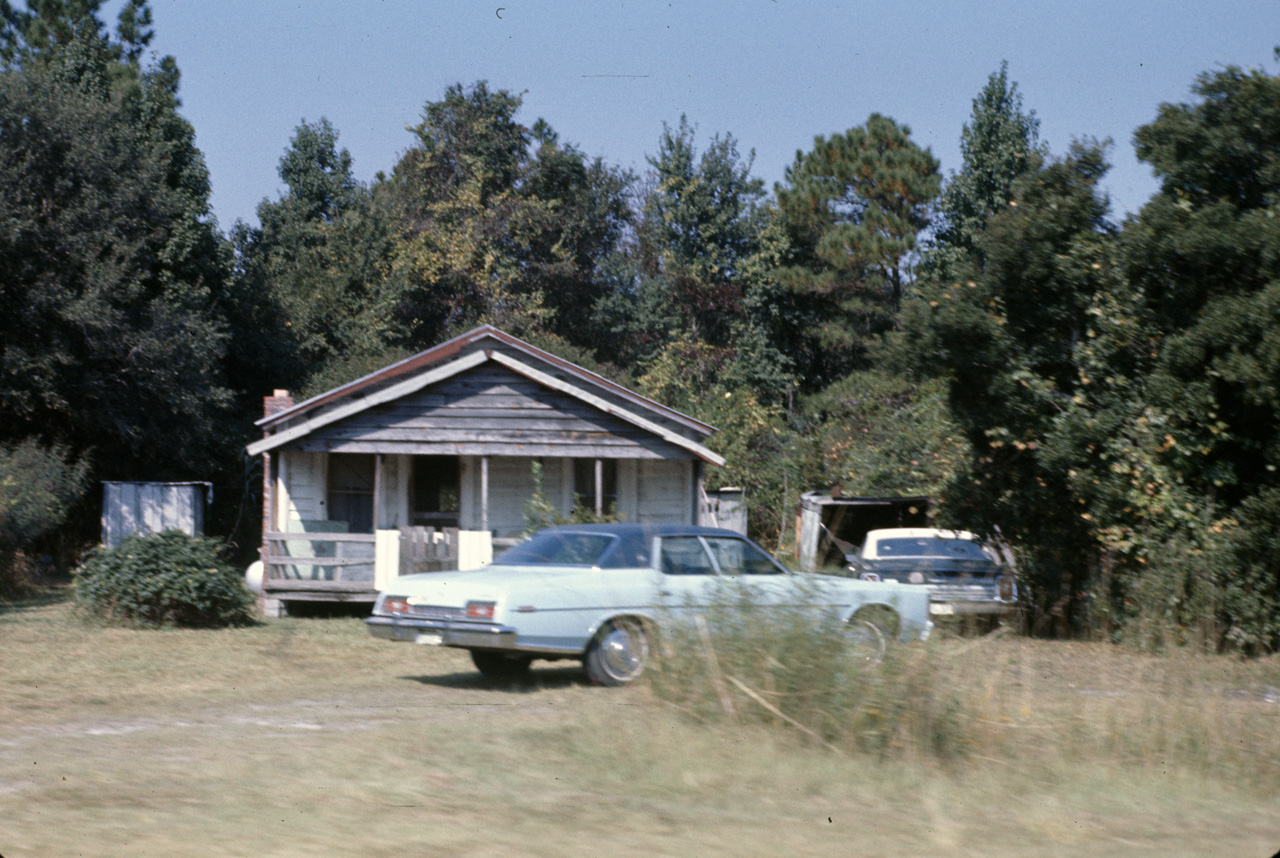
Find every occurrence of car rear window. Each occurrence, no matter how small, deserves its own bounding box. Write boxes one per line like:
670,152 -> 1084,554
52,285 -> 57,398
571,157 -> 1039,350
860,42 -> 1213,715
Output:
597,531 -> 651,569
495,532 -> 617,566
874,537 -> 991,561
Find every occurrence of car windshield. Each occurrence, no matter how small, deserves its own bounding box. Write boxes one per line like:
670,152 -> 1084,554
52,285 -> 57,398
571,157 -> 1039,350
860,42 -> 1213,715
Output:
495,531 -> 616,566
874,536 -> 991,561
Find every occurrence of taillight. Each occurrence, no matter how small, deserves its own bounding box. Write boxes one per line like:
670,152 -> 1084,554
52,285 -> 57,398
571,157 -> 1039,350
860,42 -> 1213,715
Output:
383,597 -> 410,614
465,600 -> 496,620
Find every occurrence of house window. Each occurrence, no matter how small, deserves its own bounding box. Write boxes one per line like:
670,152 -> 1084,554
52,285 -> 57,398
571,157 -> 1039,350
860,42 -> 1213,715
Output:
412,455 -> 460,528
328,454 -> 374,534
574,458 -> 617,517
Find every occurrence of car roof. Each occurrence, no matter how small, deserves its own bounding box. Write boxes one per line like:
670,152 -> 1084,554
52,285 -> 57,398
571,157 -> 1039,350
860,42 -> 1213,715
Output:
537,523 -> 747,538
865,527 -> 980,541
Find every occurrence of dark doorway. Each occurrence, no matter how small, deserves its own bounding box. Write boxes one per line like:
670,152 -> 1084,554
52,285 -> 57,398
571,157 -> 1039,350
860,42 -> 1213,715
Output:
413,455 -> 460,528
328,454 -> 374,533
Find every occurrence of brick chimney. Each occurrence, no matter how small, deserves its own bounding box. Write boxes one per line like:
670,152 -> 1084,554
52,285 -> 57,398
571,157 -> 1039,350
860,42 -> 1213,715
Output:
263,388 -> 294,419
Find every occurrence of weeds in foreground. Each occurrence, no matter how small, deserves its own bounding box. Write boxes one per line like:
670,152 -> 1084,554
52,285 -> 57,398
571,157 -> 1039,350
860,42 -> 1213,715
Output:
647,581 -> 972,760
645,583 -> 1280,788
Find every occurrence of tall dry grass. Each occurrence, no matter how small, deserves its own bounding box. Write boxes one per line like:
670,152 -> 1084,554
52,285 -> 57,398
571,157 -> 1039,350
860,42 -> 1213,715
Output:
648,601 -> 970,759
646,588 -> 1280,789
955,637 -> 1280,786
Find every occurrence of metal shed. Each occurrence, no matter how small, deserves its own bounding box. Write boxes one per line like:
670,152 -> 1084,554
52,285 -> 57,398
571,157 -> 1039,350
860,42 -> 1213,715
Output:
796,491 -> 931,571
101,481 -> 212,546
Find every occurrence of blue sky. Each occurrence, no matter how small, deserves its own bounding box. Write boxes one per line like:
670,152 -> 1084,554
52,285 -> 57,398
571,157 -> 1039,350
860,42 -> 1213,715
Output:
134,0 -> 1278,229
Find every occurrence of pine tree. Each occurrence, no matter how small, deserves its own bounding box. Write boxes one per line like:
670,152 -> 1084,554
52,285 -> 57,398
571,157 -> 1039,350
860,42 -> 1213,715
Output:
776,114 -> 940,386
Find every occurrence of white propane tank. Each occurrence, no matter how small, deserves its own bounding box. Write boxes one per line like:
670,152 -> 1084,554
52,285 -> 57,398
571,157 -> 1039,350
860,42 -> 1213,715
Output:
244,560 -> 264,595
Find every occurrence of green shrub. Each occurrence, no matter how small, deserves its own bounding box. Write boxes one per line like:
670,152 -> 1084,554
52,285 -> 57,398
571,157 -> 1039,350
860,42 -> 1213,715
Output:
522,460 -> 620,535
0,439 -> 88,599
75,531 -> 254,628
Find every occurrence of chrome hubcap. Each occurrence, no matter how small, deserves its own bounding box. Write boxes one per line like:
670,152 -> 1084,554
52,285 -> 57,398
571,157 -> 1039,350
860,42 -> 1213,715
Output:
600,622 -> 647,681
847,620 -> 886,664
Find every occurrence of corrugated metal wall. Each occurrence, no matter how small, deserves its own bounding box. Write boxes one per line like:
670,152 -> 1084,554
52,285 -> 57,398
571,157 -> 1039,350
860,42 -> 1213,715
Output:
100,482 -> 211,546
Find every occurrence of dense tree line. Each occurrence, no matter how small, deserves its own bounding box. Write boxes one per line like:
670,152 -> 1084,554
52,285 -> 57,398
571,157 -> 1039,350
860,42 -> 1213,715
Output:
1,2 -> 1277,649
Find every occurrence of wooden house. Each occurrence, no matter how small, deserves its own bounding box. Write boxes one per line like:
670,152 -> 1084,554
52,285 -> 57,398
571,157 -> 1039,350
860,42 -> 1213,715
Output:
246,325 -> 725,612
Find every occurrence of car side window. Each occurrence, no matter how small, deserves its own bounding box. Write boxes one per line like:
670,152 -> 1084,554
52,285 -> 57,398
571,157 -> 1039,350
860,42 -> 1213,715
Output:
704,536 -> 785,576
598,531 -> 650,568
659,537 -> 716,576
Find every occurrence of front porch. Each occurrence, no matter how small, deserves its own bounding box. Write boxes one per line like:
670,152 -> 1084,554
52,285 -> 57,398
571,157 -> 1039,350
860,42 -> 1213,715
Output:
258,450 -> 700,610
260,524 -> 495,609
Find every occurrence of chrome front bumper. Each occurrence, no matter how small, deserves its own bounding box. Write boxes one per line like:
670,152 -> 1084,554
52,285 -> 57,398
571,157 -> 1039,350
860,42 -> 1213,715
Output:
366,615 -> 519,649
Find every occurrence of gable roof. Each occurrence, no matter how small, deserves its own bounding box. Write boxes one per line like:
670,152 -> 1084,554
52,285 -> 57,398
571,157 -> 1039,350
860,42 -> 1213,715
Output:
246,325 -> 724,466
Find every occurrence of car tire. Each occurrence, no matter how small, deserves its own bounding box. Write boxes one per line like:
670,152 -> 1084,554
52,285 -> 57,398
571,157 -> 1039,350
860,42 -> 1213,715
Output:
584,618 -> 649,686
846,607 -> 895,664
470,650 -> 533,682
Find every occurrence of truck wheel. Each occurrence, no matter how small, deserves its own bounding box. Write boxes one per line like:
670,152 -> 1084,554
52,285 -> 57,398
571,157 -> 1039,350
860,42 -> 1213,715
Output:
471,650 -> 532,682
584,618 -> 649,686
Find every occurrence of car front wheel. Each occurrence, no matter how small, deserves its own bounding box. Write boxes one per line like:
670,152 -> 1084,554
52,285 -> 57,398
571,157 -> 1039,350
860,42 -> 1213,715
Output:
584,618 -> 649,686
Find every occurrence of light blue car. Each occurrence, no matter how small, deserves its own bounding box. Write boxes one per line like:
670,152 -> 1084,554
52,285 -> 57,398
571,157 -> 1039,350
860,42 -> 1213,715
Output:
366,524 -> 932,685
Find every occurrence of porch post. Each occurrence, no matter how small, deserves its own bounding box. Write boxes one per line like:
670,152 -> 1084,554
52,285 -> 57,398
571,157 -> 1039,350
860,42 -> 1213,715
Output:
480,455 -> 490,532
594,458 -> 603,517
270,453 -> 283,532
373,453 -> 383,531
261,451 -> 272,559
694,459 -> 704,526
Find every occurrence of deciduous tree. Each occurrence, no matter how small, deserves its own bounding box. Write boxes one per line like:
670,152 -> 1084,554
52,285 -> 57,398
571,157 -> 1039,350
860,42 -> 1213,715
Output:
1113,62 -> 1280,650
229,118 -> 398,397
894,141 -> 1117,633
0,11 -> 232,478
388,82 -> 632,352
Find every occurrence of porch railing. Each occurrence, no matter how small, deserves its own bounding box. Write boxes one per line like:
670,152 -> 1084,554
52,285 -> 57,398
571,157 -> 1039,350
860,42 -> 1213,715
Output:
399,526 -> 460,574
264,531 -> 376,583
263,526 -> 495,601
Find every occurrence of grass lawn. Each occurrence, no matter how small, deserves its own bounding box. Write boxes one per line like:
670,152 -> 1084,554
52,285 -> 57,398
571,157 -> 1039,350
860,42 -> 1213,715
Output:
2,591 -> 1278,857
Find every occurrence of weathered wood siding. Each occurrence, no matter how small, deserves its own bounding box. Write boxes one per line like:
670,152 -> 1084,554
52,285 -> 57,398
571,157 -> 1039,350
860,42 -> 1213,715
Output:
636,459 -> 693,524
481,340 -> 707,442
283,364 -> 697,460
616,459 -> 639,520
483,455 -> 538,538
